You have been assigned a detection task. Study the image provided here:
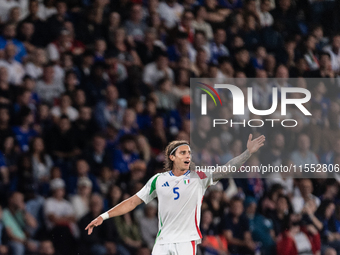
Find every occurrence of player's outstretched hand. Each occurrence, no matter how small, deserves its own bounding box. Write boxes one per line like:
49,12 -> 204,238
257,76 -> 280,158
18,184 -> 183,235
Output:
247,134 -> 265,154
85,216 -> 103,235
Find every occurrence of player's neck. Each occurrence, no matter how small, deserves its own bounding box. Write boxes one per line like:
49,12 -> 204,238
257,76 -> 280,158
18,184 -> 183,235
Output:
171,168 -> 188,176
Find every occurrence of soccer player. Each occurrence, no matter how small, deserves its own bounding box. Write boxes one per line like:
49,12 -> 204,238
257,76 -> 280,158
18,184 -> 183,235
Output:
85,134 -> 265,254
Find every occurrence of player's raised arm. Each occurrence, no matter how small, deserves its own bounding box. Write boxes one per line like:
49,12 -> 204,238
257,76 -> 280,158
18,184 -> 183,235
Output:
85,194 -> 143,235
213,134 -> 265,181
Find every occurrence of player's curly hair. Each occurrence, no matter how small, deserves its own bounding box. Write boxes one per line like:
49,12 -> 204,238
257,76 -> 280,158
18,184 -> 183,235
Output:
164,140 -> 195,171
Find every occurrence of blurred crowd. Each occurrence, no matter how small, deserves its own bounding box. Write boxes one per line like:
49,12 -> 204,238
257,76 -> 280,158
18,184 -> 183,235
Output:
0,0 -> 340,255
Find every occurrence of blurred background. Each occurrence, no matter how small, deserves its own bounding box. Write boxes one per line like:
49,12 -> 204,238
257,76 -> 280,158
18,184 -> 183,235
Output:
0,0 -> 340,254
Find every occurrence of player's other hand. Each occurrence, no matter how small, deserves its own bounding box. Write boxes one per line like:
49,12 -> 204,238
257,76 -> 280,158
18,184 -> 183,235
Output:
85,216 -> 104,235
247,134 -> 265,154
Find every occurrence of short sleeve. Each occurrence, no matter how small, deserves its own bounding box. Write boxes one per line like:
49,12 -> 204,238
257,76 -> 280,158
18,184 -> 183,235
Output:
195,170 -> 218,189
136,174 -> 160,204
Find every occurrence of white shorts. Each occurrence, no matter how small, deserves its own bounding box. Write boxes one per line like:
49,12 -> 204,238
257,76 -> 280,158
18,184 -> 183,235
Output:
152,241 -> 197,255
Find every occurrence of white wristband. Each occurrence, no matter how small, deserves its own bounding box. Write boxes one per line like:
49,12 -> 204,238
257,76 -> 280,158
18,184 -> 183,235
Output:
100,212 -> 109,221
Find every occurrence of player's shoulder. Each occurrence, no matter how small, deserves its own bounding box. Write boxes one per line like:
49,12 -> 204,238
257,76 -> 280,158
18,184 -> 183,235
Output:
190,170 -> 210,180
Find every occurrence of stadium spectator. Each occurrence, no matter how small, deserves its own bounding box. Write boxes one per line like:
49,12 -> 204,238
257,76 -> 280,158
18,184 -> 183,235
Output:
30,136 -> 53,190
94,85 -> 126,131
259,0 -> 274,27
315,200 -> 339,254
292,179 -> 321,214
63,70 -> 79,97
192,6 -> 213,40
82,134 -> 112,176
301,35 -> 319,71
142,52 -> 174,88
268,194 -> 292,237
290,133 -> 319,167
97,166 -> 114,196
143,115 -> 171,153
3,192 -> 38,255
93,38 -> 107,63
233,47 -> 256,77
139,200 -> 158,250
17,20 -> 35,53
25,48 -> 47,79
203,183 -> 227,229
113,135 -> 139,174
209,28 -> 229,65
45,0 -> 69,43
114,194 -> 143,254
35,63 -> 64,105
78,50 -> 94,84
45,115 -> 79,162
50,93 -> 78,122
154,78 -> 177,110
124,4 -> 148,42
70,177 -> 92,220
158,0 -> 184,29
106,12 -> 121,43
276,214 -> 321,255
79,193 -> 130,255
67,159 -> 100,195
0,108 -> 13,145
323,34 -> 340,73
245,196 -> 276,255
223,196 -> 257,255
308,52 -> 335,79
12,106 -> 37,152
111,27 -> 142,67
20,0 -> 46,48
0,43 -> 25,86
0,22 -> 27,63
44,178 -> 77,255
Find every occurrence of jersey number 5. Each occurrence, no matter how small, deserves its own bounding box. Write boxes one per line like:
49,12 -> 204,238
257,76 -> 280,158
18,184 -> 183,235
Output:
173,187 -> 180,200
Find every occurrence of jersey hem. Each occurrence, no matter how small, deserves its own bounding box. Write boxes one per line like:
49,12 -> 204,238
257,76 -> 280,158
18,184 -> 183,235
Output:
155,238 -> 201,245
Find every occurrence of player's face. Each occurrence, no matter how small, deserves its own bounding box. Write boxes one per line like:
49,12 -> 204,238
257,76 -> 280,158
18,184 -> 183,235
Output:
173,145 -> 191,171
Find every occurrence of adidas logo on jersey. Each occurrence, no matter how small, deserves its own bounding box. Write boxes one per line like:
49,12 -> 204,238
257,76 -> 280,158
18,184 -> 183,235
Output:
162,182 -> 170,187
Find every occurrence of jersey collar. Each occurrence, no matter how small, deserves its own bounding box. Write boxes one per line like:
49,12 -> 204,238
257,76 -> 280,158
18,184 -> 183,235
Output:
169,170 -> 190,176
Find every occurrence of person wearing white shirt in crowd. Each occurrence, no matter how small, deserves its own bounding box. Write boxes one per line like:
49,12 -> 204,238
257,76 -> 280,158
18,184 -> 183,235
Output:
158,0 -> 184,29
0,0 -> 29,22
143,52 -> 174,88
35,63 -> 65,105
44,178 -> 79,255
323,34 -> 340,73
37,0 -> 57,21
25,48 -> 48,79
50,93 -> 79,122
0,43 -> 25,85
70,177 -> 93,221
192,6 -> 213,40
290,133 -> 319,168
291,179 -> 321,214
44,178 -> 78,230
259,0 -> 274,27
26,47 -> 64,82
